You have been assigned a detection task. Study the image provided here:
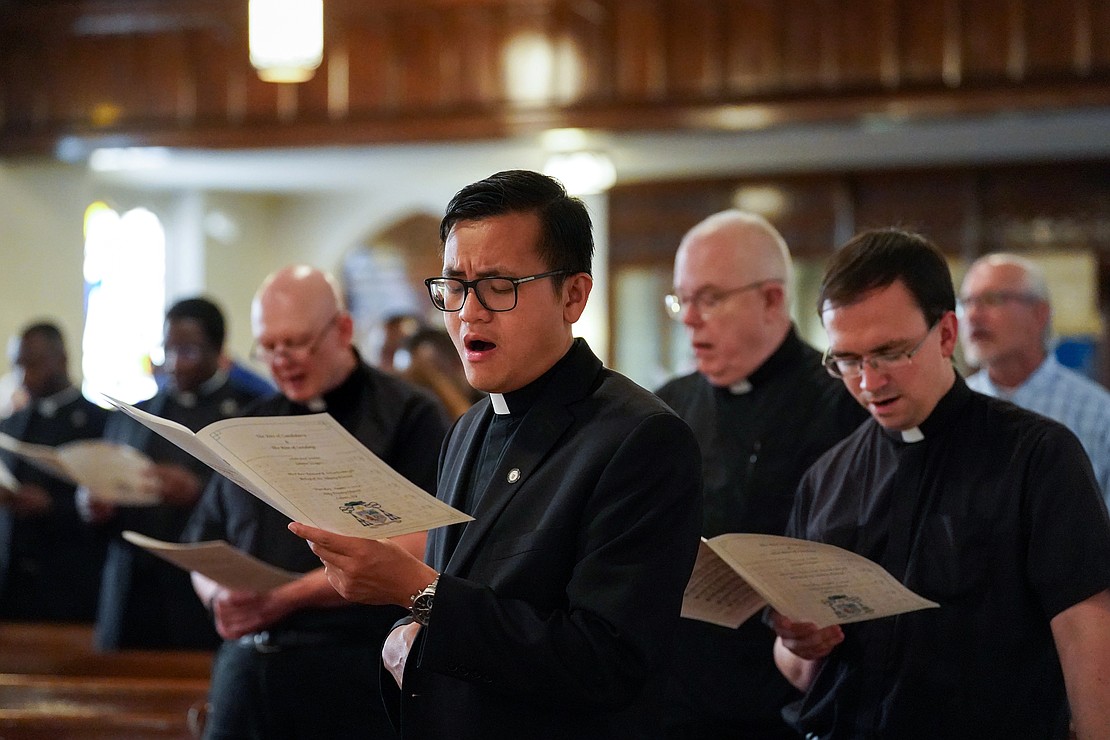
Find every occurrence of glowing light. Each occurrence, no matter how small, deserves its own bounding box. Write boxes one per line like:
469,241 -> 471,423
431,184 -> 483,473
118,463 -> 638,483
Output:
249,0 -> 324,83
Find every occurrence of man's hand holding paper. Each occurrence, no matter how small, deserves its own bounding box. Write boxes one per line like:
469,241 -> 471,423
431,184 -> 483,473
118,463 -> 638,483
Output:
289,522 -> 432,607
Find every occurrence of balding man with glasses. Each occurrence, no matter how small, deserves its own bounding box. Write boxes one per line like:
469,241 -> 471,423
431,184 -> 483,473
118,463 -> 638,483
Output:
959,253 -> 1110,508
184,265 -> 449,740
770,229 -> 1110,740
655,210 -> 864,739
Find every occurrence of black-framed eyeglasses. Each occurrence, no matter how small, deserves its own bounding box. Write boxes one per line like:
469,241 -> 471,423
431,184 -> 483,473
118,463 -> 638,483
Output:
664,279 -> 781,321
250,312 -> 340,364
822,321 -> 939,379
424,270 -> 569,313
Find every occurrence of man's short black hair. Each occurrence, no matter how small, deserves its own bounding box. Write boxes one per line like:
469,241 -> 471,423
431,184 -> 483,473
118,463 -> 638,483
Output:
20,321 -> 65,348
818,228 -> 956,327
439,170 -> 594,282
166,297 -> 226,349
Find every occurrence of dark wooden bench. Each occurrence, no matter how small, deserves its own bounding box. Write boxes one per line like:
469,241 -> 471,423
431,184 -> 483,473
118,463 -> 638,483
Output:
0,623 -> 212,739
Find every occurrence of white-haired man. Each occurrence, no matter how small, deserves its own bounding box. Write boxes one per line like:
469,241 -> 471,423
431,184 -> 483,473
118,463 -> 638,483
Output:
960,252 -> 1110,506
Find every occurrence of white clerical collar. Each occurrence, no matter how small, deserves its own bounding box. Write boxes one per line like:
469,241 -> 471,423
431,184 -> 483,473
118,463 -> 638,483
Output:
171,369 -> 229,409
35,385 -> 81,418
901,426 -> 925,443
729,379 -> 753,395
305,398 -> 327,412
490,393 -> 510,415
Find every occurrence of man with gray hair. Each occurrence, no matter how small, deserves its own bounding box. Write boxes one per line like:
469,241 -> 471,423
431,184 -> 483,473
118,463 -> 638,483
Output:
657,210 -> 865,738
960,253 -> 1110,505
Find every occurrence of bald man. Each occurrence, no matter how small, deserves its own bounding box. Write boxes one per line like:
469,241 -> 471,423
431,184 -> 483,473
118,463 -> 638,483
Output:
960,253 -> 1110,506
656,211 -> 866,739
184,266 -> 449,740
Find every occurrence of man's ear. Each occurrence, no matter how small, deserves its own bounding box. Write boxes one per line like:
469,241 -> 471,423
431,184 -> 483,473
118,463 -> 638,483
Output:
761,281 -> 786,314
562,273 -> 593,324
335,311 -> 356,345
1033,300 -> 1051,335
938,310 -> 959,359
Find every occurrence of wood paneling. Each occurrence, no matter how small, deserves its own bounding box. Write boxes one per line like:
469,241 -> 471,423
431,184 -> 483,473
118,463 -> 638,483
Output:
851,170 -> 978,255
959,0 -> 1021,81
897,0 -> 951,86
664,0 -> 723,98
1,0 -> 1109,154
722,0 -> 780,94
612,0 -> 666,100
610,160 -> 1110,384
611,161 -> 1110,265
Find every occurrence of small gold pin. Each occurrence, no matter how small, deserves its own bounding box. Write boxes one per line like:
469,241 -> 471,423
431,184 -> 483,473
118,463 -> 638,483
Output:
507,468 -> 521,483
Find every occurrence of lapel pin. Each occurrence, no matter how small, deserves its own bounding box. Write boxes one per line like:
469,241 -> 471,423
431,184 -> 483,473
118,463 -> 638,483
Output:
507,468 -> 521,483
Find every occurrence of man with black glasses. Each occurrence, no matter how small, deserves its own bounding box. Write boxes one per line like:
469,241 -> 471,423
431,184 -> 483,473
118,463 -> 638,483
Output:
656,210 -> 864,739
771,229 -> 1110,739
184,266 -> 448,739
290,170 -> 703,739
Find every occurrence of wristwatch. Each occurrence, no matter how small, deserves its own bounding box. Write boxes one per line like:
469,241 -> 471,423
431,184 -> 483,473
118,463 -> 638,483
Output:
410,575 -> 439,626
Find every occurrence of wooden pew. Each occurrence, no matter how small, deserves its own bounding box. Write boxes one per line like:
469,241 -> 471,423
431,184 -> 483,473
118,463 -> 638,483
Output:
0,623 -> 212,739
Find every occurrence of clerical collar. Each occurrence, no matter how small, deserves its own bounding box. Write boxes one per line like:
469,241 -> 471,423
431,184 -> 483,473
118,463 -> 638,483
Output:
716,326 -> 806,395
882,375 -> 971,445
35,385 -> 81,418
488,341 -> 578,416
172,369 -> 228,408
728,380 -> 753,395
900,427 -> 925,443
490,393 -> 510,415
295,350 -> 362,414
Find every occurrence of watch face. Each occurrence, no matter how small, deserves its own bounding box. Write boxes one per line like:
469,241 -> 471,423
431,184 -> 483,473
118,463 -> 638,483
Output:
413,591 -> 434,625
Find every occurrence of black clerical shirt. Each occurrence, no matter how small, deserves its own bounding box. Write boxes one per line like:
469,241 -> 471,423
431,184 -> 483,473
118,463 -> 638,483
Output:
443,345 -> 568,560
788,376 -> 1110,739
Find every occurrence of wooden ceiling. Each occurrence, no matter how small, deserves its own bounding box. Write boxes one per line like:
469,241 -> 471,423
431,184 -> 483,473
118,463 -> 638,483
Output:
1,0 -> 1109,157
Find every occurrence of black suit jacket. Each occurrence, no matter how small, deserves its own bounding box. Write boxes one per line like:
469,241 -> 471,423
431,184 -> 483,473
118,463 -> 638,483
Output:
95,375 -> 264,650
0,391 -> 110,621
389,340 -> 703,739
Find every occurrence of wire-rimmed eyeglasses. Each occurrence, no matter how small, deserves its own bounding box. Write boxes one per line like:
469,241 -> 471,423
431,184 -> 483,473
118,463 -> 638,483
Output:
250,312 -> 340,364
425,270 -> 568,313
664,279 -> 781,321
822,321 -> 939,379
956,291 -> 1039,313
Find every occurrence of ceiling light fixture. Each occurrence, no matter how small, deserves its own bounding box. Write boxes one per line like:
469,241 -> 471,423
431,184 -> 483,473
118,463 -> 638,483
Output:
249,0 -> 324,84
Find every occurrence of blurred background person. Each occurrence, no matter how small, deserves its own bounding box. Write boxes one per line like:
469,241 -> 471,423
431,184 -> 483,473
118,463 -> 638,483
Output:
0,334 -> 28,419
376,312 -> 424,373
0,321 -> 110,622
395,326 -> 480,419
83,297 -> 265,650
959,253 -> 1110,506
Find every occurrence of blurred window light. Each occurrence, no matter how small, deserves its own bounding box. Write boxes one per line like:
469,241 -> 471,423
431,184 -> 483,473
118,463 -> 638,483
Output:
732,186 -> 789,219
249,0 -> 324,83
88,147 -> 171,172
82,202 -> 165,405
